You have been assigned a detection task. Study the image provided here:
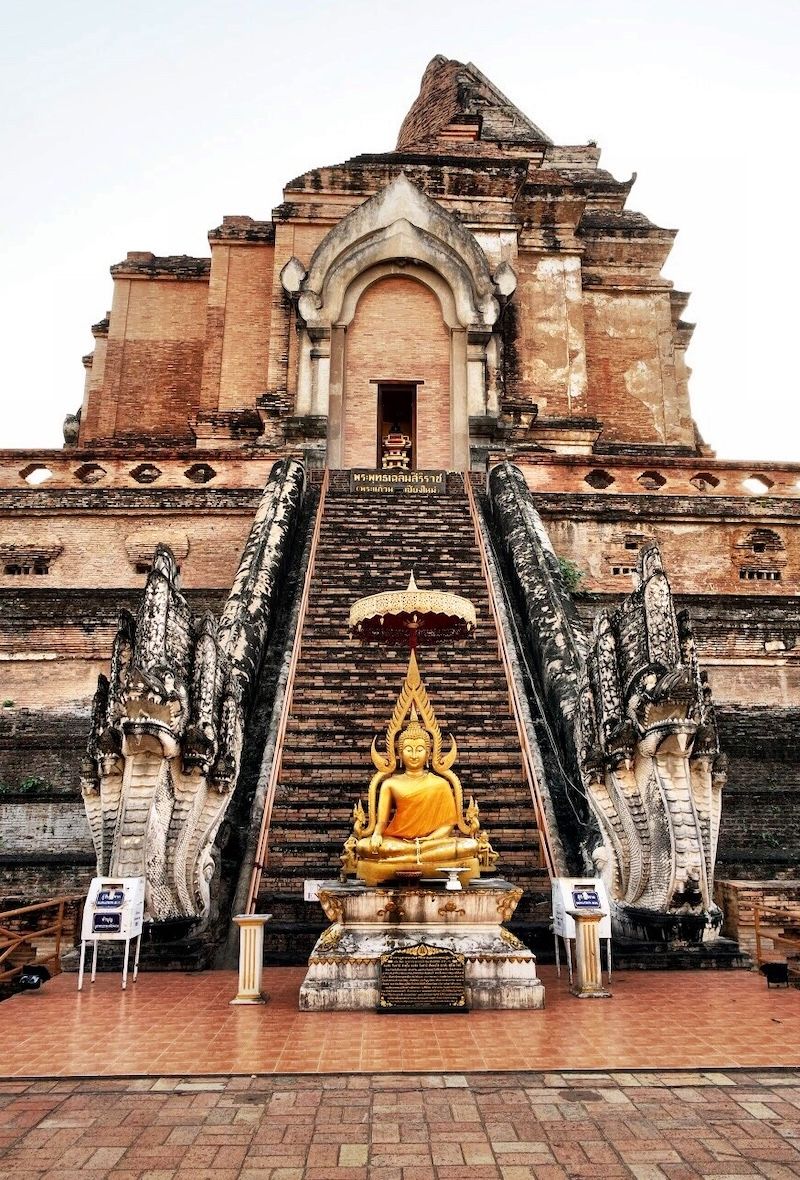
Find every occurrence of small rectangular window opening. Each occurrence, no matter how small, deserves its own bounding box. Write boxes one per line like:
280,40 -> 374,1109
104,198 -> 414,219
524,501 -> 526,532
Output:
739,568 -> 781,581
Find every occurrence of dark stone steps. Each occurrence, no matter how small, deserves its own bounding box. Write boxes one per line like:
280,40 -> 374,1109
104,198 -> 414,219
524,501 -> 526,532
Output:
258,488 -> 543,962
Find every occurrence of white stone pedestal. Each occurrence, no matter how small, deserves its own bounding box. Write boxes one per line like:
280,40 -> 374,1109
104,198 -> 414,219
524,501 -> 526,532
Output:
567,909 -> 611,999
299,879 -> 544,1011
230,914 -> 271,1005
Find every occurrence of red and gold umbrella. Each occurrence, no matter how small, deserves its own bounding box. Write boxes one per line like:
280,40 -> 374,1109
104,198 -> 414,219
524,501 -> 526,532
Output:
348,572 -> 476,651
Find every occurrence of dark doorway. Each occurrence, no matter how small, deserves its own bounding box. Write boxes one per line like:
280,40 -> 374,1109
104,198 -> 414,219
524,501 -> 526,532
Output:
377,383 -> 416,469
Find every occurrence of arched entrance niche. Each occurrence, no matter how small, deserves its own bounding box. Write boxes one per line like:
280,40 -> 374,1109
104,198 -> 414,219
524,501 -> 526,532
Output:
343,269 -> 452,469
282,175 -> 516,470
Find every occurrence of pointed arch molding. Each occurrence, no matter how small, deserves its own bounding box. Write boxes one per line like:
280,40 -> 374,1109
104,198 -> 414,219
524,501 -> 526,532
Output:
283,174 -> 516,469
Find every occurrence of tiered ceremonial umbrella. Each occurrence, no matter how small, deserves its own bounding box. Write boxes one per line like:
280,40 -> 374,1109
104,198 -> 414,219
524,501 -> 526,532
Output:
349,572 -> 476,655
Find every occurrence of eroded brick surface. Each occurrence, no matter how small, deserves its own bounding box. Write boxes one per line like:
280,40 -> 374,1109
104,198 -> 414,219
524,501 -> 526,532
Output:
1,1070 -> 798,1180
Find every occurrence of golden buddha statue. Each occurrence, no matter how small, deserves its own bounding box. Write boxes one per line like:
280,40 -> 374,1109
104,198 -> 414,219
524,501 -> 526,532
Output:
341,651 -> 496,887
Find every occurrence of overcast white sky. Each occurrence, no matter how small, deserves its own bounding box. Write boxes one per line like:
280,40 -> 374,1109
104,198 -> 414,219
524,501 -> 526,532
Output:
1,0 -> 798,461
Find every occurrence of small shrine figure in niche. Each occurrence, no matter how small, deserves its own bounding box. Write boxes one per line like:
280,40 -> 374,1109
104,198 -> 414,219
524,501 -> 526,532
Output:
341,652 -> 497,887
381,423 -> 412,470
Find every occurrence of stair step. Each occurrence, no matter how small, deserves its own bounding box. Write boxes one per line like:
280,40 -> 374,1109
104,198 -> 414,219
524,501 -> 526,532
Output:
255,484 -> 546,953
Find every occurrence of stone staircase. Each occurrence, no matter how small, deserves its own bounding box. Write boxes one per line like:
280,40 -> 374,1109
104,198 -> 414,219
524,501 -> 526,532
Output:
257,472 -> 549,963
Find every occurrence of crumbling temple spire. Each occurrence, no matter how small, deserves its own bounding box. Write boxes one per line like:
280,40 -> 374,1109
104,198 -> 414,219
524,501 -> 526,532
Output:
396,55 -> 552,152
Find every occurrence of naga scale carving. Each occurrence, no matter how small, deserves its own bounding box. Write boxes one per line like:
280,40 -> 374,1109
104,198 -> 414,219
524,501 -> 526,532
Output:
81,458 -> 305,926
489,462 -> 728,943
578,543 -> 727,936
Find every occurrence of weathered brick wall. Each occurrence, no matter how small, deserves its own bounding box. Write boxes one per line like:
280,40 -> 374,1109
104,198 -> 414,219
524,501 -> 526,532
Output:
0,862 -> 95,901
0,508 -> 254,591
542,510 -> 800,601
0,589 -> 227,709
396,56 -> 462,148
81,324 -> 108,423
343,276 -> 451,469
0,709 -> 87,791
83,275 -> 208,442
514,253 -> 587,419
201,242 -> 274,414
575,593 -> 800,707
583,290 -> 693,448
0,709 -> 95,901
715,706 -> 800,877
0,800 -> 92,854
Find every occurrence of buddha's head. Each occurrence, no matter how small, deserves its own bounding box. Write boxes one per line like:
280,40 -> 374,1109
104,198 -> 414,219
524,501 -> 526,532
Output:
398,720 -> 431,773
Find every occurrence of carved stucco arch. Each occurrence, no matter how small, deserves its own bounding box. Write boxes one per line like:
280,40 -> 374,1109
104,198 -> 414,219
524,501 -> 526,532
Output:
284,174 -> 516,470
340,262 -> 459,329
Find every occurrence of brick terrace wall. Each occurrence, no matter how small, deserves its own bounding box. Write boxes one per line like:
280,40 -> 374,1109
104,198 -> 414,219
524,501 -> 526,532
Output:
576,591 -> 799,709
201,244 -> 274,414
583,290 -> 693,448
0,710 -> 86,791
544,515 -> 800,600
343,277 -> 451,469
715,705 -> 800,876
0,709 -> 95,901
83,278 -> 208,442
0,800 -> 92,855
0,509 -> 252,591
0,590 -> 227,710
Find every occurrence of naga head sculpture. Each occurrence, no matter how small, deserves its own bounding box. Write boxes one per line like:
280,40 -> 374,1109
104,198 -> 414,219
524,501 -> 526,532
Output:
578,543 -> 726,942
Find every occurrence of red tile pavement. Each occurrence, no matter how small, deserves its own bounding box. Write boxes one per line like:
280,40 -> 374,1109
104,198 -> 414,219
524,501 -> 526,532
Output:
1,1070 -> 799,1180
0,965 -> 797,1078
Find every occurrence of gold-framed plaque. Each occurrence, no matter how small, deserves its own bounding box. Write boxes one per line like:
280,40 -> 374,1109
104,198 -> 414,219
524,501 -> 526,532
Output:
378,943 -> 468,1012
350,470 -> 446,495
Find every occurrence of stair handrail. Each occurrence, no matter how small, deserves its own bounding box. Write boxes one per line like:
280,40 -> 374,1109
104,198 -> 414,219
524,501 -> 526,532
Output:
245,466 -> 330,914
0,894 -> 83,983
464,475 -> 557,879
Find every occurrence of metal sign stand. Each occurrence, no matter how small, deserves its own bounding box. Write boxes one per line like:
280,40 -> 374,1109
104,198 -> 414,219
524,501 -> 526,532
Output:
78,929 -> 142,991
77,877 -> 145,991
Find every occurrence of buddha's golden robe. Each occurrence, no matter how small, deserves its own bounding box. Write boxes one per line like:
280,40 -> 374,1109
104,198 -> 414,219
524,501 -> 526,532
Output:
383,776 -> 458,839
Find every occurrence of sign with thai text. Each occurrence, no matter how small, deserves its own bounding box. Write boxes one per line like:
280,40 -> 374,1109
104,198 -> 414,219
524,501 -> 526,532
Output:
350,470 -> 445,495
92,912 -> 122,934
571,887 -> 601,910
378,944 -> 467,1012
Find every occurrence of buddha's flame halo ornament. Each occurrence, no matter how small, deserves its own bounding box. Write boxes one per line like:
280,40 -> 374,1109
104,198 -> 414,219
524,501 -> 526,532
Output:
342,574 -> 496,886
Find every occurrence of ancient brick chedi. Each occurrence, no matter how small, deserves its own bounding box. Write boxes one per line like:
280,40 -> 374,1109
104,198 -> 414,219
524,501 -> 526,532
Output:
1,57 -> 798,959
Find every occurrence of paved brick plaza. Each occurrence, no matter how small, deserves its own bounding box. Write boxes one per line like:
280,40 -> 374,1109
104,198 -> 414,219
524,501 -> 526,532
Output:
1,1069 -> 800,1179
1,965 -> 798,1177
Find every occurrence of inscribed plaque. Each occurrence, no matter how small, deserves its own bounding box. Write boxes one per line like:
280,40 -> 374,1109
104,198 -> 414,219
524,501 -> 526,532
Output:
378,943 -> 467,1012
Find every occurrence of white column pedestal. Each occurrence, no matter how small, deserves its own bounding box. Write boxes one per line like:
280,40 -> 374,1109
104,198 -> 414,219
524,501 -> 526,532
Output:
567,910 -> 611,999
230,914 -> 272,1005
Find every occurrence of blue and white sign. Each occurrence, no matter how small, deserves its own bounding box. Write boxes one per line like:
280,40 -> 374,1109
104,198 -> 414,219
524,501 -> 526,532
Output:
552,878 -> 611,939
78,877 -> 145,991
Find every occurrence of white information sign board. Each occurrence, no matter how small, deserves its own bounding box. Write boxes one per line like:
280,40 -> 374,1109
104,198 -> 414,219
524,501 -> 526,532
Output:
552,878 -> 611,940
304,880 -> 328,902
78,877 -> 145,991
551,877 -> 612,982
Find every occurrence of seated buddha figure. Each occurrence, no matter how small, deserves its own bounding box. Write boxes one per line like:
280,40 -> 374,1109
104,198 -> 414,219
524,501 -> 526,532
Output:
344,716 -> 494,887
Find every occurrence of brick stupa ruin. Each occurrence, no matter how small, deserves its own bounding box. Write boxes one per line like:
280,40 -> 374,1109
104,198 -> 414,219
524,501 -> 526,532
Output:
1,56 -> 798,968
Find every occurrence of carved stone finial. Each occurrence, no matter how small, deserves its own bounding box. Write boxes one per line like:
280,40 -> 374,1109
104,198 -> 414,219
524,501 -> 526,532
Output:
280,256 -> 306,294
63,411 -> 81,446
493,261 -> 517,298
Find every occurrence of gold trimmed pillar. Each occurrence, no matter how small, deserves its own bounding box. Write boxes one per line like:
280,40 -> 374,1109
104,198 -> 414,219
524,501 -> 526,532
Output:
230,914 -> 272,1005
